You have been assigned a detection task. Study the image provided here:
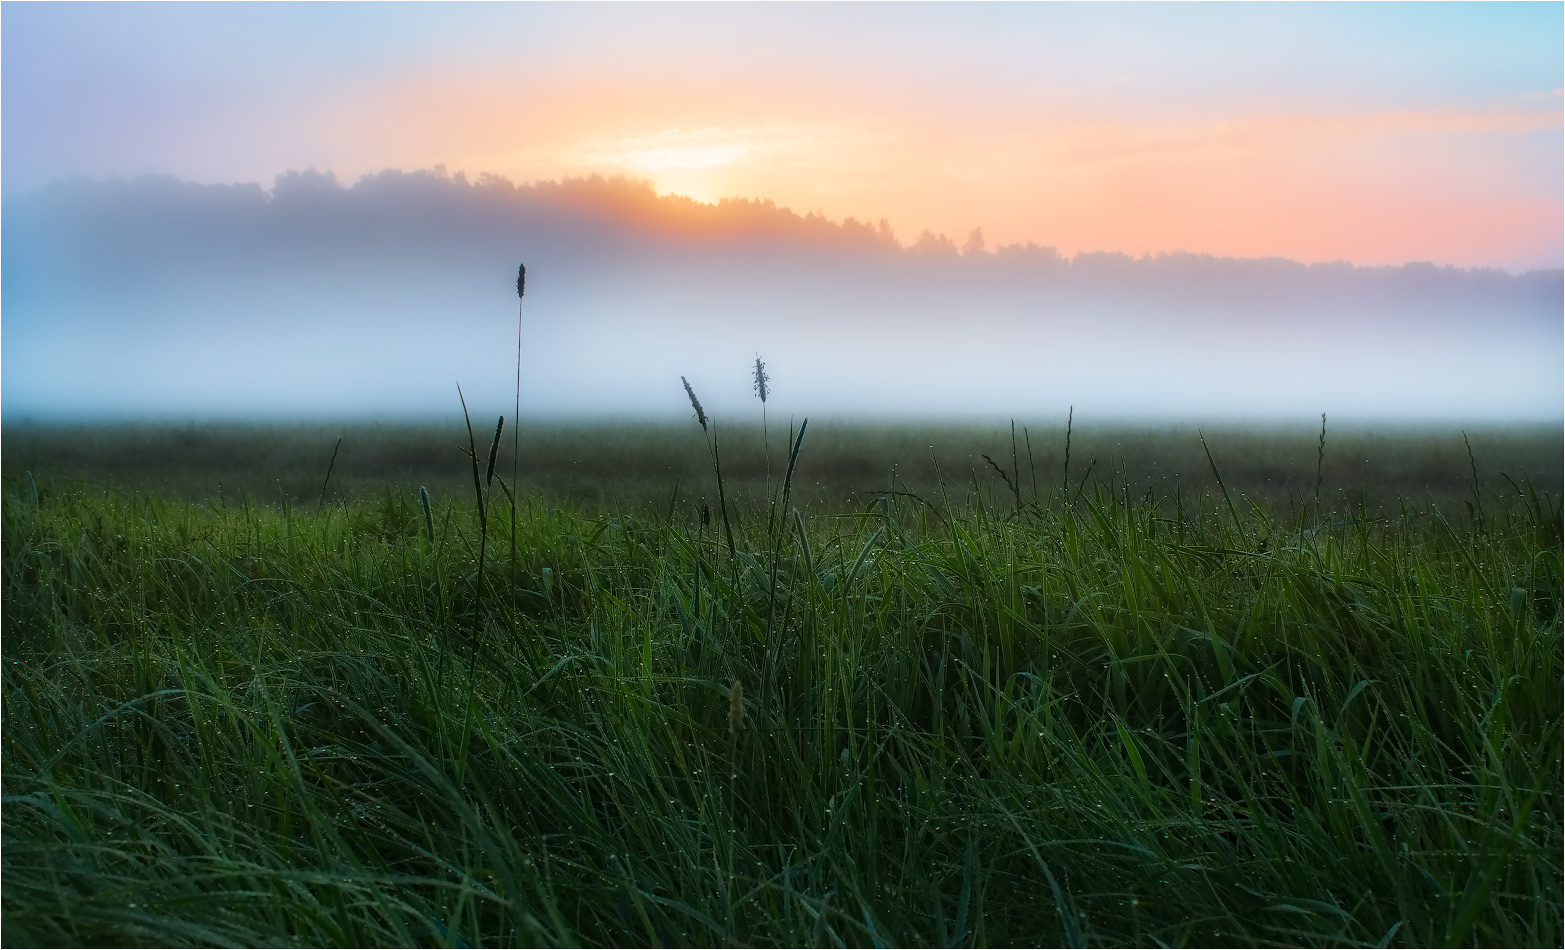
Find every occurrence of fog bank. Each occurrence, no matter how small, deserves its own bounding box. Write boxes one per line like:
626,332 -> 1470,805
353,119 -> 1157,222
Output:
4,170 -> 1559,422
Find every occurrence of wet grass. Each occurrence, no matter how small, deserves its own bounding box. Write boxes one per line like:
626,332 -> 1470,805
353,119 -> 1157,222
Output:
4,418 -> 1559,516
3,416 -> 1560,946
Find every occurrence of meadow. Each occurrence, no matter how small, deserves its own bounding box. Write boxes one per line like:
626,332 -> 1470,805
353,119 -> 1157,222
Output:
3,417 -> 1561,946
5,417 -> 1560,514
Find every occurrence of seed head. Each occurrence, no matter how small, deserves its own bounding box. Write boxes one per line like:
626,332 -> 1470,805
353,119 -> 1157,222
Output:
728,680 -> 744,738
752,356 -> 769,404
418,486 -> 435,543
681,376 -> 708,432
485,416 -> 504,487
516,263 -> 526,299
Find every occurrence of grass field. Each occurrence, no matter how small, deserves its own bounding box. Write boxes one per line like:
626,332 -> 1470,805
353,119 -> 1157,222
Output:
3,418 -> 1561,946
5,418 -> 1560,513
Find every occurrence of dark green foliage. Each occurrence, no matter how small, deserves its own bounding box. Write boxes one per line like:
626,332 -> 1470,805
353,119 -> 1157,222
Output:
3,463 -> 1560,946
7,420 -> 1559,516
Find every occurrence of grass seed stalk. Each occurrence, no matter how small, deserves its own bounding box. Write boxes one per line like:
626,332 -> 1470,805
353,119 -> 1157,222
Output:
754,355 -> 771,490
512,263 -> 525,565
681,376 -> 733,556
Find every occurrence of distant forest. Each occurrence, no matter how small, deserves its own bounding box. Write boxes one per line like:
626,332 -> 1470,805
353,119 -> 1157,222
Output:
6,169 -> 1559,315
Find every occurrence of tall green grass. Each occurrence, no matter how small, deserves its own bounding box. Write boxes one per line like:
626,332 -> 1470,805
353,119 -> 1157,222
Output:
3,451 -> 1560,946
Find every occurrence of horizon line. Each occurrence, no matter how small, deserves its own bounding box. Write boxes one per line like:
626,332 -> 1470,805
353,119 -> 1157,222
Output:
14,166 -> 1562,277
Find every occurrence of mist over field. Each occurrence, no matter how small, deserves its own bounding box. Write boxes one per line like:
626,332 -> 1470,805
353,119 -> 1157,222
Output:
4,169 -> 1560,423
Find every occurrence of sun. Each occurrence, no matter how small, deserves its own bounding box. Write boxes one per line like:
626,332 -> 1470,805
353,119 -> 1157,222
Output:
569,127 -> 774,204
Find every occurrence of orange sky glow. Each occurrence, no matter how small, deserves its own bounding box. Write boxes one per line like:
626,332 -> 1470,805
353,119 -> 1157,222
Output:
304,81 -> 1563,269
6,4 -> 1562,271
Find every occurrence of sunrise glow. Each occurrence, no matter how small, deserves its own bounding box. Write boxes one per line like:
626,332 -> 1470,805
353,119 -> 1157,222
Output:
5,3 -> 1559,271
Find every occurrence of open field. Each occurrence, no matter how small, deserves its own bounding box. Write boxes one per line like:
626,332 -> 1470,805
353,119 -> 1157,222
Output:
3,419 -> 1561,946
5,418 -> 1560,515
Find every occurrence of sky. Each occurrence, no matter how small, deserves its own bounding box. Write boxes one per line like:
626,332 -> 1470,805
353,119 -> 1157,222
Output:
2,3 -> 1561,423
4,2 -> 1561,271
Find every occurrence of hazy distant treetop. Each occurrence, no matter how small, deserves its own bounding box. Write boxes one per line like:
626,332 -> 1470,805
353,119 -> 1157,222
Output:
4,169 -> 1559,313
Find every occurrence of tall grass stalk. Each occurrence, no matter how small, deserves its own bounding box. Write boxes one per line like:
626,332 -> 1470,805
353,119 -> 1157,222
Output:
318,435 -> 343,507
779,418 -> 808,525
1061,404 -> 1073,511
456,391 -> 503,790
1315,412 -> 1328,523
456,385 -> 498,635
486,416 -> 505,490
512,263 -> 526,567
457,385 -> 487,545
1465,429 -> 1487,526
754,355 -> 771,490
1199,426 -> 1241,527
682,376 -> 734,558
419,485 -> 435,548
